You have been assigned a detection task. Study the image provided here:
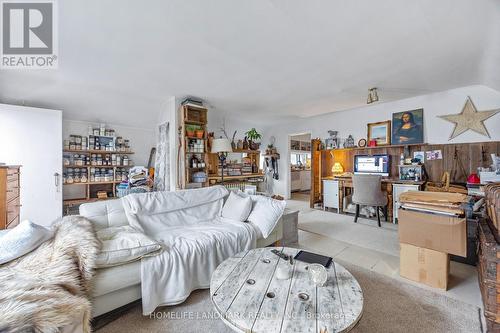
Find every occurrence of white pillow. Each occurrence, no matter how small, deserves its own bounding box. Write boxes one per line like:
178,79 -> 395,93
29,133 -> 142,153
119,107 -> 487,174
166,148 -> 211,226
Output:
96,226 -> 162,268
247,195 -> 286,238
221,191 -> 253,222
0,220 -> 54,265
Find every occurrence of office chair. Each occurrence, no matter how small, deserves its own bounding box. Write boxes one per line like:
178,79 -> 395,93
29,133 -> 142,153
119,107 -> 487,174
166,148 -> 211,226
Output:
352,174 -> 388,227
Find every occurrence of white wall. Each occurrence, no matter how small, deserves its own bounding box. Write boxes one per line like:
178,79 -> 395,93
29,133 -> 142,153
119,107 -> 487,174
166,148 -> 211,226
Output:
0,104 -> 63,225
63,119 -> 156,166
262,85 -> 500,198
156,96 -> 178,190
208,109 -> 263,142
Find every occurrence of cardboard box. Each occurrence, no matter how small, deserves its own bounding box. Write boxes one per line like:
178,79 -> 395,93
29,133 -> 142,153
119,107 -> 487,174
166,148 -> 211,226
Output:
398,209 -> 466,257
400,243 -> 450,290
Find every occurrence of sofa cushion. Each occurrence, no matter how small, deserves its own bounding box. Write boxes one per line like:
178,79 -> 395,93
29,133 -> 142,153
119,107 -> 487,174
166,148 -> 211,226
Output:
92,260 -> 141,297
221,191 -> 252,222
0,220 -> 54,265
96,226 -> 162,268
80,199 -> 128,230
247,195 -> 286,238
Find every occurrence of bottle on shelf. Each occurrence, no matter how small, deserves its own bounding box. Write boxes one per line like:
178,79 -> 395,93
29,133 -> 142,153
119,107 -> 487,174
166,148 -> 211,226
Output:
191,155 -> 199,168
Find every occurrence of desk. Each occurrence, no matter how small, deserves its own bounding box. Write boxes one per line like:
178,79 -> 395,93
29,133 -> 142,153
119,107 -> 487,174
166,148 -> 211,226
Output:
322,176 -> 425,222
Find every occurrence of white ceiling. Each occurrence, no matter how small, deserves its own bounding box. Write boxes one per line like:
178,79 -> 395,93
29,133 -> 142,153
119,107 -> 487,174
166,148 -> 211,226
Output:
1,0 -> 499,128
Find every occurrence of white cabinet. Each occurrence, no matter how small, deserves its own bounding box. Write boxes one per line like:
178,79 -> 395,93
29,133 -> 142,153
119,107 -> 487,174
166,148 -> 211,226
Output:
291,171 -> 301,191
301,171 -> 311,191
291,170 -> 311,192
323,179 -> 339,212
393,183 -> 420,223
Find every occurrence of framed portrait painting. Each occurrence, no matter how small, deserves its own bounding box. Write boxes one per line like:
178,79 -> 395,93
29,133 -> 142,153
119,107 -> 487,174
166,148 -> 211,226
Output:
367,120 -> 391,146
392,109 -> 424,145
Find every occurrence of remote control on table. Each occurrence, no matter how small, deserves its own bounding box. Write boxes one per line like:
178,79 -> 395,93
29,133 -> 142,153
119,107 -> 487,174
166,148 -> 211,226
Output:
271,249 -> 289,260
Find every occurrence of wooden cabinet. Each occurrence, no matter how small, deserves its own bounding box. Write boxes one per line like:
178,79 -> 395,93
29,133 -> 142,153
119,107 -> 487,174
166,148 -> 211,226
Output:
323,179 -> 339,212
0,166 -> 21,229
180,104 -> 209,189
392,183 -> 419,223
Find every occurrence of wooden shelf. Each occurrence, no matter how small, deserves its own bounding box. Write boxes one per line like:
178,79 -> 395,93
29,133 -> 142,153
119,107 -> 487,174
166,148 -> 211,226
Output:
63,165 -> 133,168
231,149 -> 261,154
63,197 -> 115,205
64,181 -> 120,186
323,143 -> 428,152
208,173 -> 264,180
63,149 -> 134,154
181,105 -> 209,189
183,120 -> 206,125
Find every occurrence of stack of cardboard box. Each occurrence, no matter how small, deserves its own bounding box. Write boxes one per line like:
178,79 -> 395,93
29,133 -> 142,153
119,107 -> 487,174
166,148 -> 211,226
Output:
398,191 -> 468,290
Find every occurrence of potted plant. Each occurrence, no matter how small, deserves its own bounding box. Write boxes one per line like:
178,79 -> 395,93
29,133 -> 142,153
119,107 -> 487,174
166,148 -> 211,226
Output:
245,128 -> 262,150
186,125 -> 196,137
266,143 -> 277,155
195,128 -> 204,138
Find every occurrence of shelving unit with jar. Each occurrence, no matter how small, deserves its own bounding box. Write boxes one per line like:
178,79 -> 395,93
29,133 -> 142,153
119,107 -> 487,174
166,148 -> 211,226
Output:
180,104 -> 209,189
62,127 -> 135,214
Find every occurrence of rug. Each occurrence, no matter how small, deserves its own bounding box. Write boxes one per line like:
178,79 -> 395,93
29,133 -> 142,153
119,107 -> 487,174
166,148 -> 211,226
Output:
96,262 -> 482,333
0,216 -> 99,333
298,210 -> 400,257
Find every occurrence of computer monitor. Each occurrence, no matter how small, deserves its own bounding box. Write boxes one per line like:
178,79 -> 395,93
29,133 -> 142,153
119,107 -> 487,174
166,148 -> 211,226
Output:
354,154 -> 390,176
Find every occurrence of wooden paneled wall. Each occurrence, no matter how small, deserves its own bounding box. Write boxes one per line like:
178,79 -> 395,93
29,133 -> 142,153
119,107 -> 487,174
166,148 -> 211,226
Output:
319,141 -> 499,183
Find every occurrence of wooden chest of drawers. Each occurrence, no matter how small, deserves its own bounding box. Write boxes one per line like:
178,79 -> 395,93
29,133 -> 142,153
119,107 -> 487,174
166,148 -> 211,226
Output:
0,166 -> 21,229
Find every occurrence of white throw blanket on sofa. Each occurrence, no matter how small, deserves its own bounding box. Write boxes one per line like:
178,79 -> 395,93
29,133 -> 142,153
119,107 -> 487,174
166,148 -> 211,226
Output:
122,186 -> 257,315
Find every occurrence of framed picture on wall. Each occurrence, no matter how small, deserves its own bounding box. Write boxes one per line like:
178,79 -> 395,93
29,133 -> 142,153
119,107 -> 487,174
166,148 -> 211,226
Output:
392,109 -> 424,145
367,120 -> 391,146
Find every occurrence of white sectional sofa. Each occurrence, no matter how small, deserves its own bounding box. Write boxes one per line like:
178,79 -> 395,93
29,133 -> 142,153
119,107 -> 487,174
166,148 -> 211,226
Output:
80,188 -> 284,317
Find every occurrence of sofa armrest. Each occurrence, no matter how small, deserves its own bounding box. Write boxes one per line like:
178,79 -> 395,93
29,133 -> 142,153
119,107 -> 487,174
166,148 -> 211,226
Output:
256,215 -> 284,248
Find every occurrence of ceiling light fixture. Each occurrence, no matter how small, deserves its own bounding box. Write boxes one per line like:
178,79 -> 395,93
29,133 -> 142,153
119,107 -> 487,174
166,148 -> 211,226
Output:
367,87 -> 379,104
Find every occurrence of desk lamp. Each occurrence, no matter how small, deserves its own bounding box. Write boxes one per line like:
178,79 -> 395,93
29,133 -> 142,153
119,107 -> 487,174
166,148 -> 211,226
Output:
212,138 -> 233,184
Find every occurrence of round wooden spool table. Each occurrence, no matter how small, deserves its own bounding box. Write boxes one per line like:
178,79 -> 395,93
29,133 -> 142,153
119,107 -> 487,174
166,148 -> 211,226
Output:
210,247 -> 364,333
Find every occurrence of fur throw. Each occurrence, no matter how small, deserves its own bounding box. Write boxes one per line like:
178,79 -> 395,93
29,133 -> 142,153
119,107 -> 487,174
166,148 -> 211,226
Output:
0,216 -> 100,333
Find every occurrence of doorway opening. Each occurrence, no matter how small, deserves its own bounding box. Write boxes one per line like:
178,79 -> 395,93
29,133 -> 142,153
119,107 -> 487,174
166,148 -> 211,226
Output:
288,133 -> 312,203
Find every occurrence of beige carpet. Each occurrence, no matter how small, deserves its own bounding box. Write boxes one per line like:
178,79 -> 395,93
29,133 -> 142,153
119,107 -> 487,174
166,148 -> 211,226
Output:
96,262 -> 482,333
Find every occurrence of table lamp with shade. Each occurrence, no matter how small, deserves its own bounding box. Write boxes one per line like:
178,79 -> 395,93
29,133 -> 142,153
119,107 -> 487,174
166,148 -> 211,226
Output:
211,138 -> 233,183
332,162 -> 344,174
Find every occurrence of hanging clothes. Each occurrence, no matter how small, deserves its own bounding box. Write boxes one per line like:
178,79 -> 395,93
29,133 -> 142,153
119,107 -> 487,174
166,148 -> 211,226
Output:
154,122 -> 170,191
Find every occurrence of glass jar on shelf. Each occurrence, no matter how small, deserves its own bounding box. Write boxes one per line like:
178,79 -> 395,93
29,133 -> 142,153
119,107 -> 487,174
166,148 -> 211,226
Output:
74,169 -> 81,183
81,169 -> 88,183
67,172 -> 74,184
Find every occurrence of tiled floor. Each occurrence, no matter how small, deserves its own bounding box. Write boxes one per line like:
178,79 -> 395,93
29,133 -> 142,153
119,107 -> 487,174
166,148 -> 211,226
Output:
288,193 -> 483,309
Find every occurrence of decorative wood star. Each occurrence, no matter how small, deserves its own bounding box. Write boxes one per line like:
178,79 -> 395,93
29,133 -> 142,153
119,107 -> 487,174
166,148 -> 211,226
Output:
438,96 -> 500,140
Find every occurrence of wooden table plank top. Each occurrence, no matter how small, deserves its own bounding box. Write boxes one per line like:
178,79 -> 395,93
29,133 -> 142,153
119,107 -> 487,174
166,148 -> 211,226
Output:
210,247 -> 364,333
